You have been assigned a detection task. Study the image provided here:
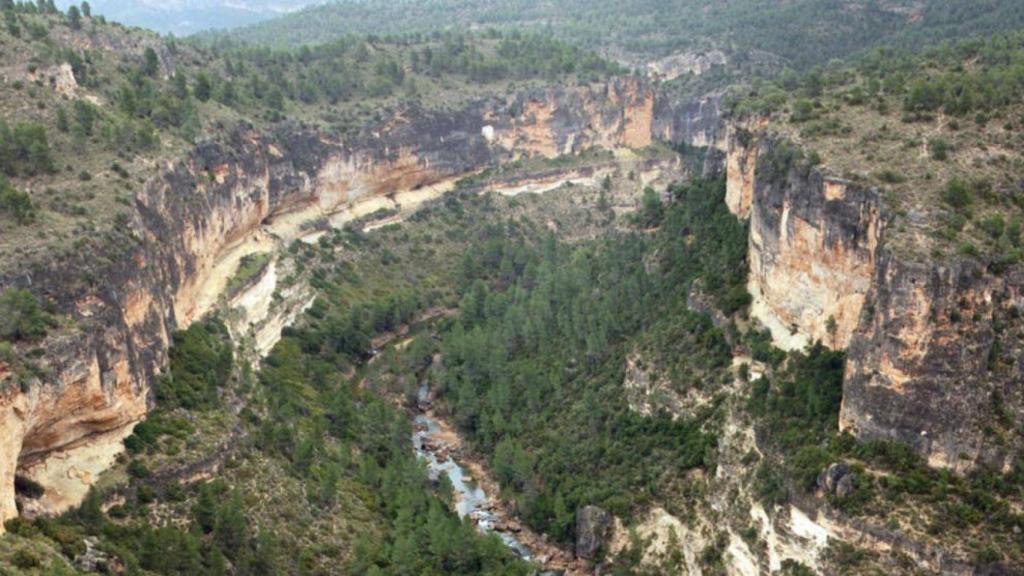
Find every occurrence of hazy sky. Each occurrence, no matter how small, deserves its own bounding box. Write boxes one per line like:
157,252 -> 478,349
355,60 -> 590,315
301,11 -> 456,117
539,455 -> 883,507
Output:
54,0 -> 325,36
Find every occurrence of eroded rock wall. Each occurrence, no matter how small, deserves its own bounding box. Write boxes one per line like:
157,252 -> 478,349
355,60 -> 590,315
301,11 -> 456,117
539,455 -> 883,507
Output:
725,124 -> 763,219
727,126 -> 1022,473
0,77 -> 725,526
490,77 -> 721,156
743,138 -> 882,351
842,256 -> 1024,472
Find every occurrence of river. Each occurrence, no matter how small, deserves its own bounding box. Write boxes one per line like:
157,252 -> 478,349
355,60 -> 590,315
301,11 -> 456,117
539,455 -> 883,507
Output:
411,383 -> 535,559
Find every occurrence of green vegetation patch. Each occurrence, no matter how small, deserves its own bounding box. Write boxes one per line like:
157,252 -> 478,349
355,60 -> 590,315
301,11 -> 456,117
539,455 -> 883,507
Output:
224,253 -> 271,299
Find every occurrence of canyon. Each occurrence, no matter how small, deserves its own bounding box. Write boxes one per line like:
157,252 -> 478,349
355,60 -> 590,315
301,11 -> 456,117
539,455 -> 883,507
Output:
0,76 -> 722,528
0,66 -> 1019,575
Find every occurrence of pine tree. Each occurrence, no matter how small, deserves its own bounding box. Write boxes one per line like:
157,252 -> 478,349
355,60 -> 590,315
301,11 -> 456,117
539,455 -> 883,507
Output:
0,177 -> 35,225
214,493 -> 248,561
172,72 -> 188,99
194,73 -> 212,102
66,5 -> 81,29
55,106 -> 69,133
142,47 -> 159,77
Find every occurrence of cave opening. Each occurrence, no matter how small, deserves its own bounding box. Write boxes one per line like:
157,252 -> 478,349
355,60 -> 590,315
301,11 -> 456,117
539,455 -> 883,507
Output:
14,474 -> 44,500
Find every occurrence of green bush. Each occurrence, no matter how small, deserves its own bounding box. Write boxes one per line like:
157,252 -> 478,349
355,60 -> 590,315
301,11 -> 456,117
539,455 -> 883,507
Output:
0,288 -> 52,341
874,169 -> 905,184
980,215 -> 1006,239
224,252 -> 271,297
11,549 -> 41,569
942,178 -> 972,210
0,176 -> 35,224
636,186 -> 664,228
0,120 -> 54,177
127,459 -> 150,479
156,319 -> 233,410
790,99 -> 816,123
928,137 -> 950,161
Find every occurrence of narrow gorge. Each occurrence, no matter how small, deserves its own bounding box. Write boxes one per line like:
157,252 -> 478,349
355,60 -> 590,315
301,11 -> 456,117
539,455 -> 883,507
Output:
2,29 -> 1023,575
0,76 -> 723,528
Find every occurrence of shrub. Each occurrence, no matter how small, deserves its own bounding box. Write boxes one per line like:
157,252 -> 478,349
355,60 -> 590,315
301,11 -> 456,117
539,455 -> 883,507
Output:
127,459 -> 150,479
959,242 -> 979,257
790,99 -> 816,123
980,215 -> 1005,239
874,169 -> 905,184
11,549 -> 41,569
637,186 -> 664,228
942,178 -> 972,210
0,176 -> 35,224
225,252 -> 271,297
0,288 -> 52,341
0,120 -> 55,177
157,320 -> 233,410
928,137 -> 950,161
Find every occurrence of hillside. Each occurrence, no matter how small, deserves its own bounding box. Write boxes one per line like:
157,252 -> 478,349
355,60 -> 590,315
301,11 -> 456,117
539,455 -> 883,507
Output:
53,0 -> 323,36
0,5 -> 619,272
729,30 -> 1024,263
228,0 -> 1024,69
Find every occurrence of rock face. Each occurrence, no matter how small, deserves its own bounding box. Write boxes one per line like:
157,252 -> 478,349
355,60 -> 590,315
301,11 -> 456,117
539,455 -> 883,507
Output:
725,123 -> 764,219
0,77 -> 725,528
575,505 -> 612,561
842,256 -> 1024,472
725,125 -> 1023,473
491,78 -> 722,156
739,137 -> 882,351
646,50 -> 728,81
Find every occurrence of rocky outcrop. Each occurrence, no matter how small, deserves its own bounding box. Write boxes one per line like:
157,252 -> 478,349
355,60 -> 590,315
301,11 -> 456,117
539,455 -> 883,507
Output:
0,77 -> 725,528
491,77 -> 722,156
575,505 -> 612,561
742,138 -> 883,351
646,50 -> 728,81
724,124 -> 1022,472
842,256 -> 1024,472
725,123 -> 765,219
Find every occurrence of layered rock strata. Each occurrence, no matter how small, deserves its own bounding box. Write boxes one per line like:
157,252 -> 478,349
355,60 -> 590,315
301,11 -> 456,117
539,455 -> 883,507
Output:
0,77 -> 724,526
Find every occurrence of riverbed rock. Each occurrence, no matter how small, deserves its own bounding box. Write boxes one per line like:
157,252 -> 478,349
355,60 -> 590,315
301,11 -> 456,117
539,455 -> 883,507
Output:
835,472 -> 858,499
74,536 -> 124,573
816,462 -> 850,494
575,505 -> 612,560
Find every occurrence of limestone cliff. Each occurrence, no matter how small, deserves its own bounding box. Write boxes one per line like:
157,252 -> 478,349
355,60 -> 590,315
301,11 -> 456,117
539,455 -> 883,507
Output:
729,135 -> 882,351
0,77 -> 723,527
724,125 -> 1023,474
842,256 -> 1024,473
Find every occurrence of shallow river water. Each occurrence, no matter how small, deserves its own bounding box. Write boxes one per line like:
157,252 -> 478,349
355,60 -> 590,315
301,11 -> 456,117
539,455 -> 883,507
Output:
411,386 -> 534,559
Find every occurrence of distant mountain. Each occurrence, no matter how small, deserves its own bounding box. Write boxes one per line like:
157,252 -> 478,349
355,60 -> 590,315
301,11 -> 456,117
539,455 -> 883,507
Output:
54,0 -> 324,35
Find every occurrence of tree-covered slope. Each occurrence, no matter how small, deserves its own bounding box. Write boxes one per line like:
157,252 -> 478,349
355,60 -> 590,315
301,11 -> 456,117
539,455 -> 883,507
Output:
227,0 -> 1024,68
53,0 -> 322,36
